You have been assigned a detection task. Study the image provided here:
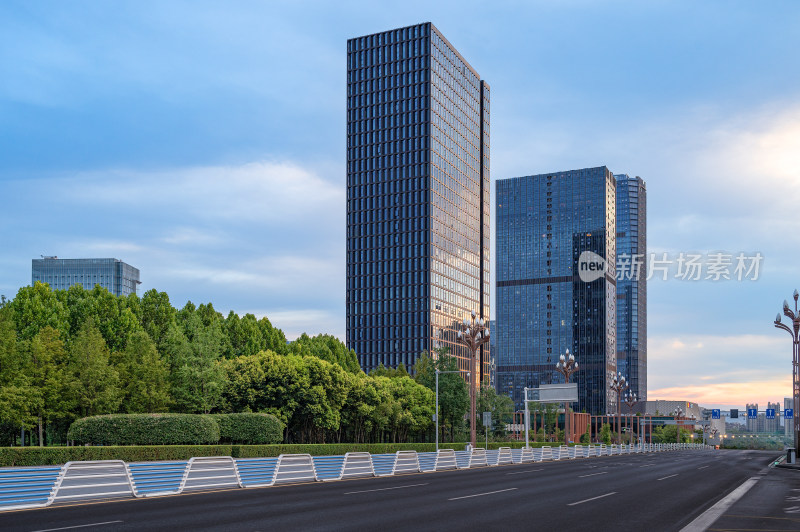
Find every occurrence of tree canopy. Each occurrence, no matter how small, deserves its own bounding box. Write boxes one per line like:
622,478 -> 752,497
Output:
0,282 -> 442,446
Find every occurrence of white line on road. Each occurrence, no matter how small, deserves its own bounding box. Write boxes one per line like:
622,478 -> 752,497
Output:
679,477 -> 760,532
344,483 -> 429,495
567,492 -> 617,506
579,471 -> 608,478
697,465 -> 709,470
32,522 -> 123,532
449,488 -> 518,501
506,468 -> 543,475
658,474 -> 679,481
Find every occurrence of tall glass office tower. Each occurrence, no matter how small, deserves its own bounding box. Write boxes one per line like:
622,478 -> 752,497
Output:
496,167 -> 616,414
346,23 -> 490,378
615,174 -> 647,401
31,257 -> 141,297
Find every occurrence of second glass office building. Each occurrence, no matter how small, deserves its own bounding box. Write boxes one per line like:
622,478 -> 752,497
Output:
496,167 -> 616,414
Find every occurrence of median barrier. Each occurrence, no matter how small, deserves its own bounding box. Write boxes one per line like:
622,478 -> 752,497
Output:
0,442 -> 713,512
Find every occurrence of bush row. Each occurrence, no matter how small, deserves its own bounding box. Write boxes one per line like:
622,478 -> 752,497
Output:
66,413 -> 283,446
0,441 -> 564,467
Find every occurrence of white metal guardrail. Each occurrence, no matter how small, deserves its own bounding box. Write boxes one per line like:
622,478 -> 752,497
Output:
0,443 -> 712,512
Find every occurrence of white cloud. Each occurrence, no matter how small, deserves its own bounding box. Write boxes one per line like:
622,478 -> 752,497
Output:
240,308 -> 343,341
62,161 -> 343,226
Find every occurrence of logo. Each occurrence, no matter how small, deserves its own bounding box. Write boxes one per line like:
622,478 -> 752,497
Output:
578,251 -> 607,283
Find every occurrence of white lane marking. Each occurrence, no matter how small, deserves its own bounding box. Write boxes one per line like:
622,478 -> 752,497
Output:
658,474 -> 679,481
697,465 -> 709,470
344,482 -> 428,495
32,522 -> 123,532
506,468 -> 543,475
567,491 -> 617,506
679,477 -> 760,532
449,488 -> 518,500
579,471 -> 608,478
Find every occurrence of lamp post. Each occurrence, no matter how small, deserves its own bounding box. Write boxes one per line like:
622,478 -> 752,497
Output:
609,372 -> 628,444
673,407 -> 685,444
435,369 -> 468,451
773,290 -> 800,454
456,310 -> 490,449
555,349 -> 579,444
624,391 -> 638,444
703,425 -> 719,447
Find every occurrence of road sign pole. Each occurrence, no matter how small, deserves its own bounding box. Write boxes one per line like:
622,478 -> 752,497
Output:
524,387 -> 530,449
435,370 -> 439,452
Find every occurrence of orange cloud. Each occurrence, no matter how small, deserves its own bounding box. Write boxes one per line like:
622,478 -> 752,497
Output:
649,376 -> 792,409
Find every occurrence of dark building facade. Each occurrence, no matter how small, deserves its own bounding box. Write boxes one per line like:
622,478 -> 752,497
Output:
32,257 -> 141,297
346,23 -> 490,377
615,174 -> 647,401
495,167 -> 616,414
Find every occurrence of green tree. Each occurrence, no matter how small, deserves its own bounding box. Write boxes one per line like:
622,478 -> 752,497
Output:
140,289 -> 176,350
413,349 -> 469,443
68,318 -> 121,417
339,372 -> 382,443
293,355 -> 349,442
370,362 -> 409,378
0,307 -> 35,436
477,383 -> 514,440
9,282 -> 69,341
115,330 -> 171,413
600,423 -> 612,445
291,333 -> 361,373
222,350 -> 306,433
28,327 -> 75,445
171,313 -> 226,414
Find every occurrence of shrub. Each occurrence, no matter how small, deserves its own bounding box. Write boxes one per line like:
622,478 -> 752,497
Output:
211,413 -> 284,445
67,414 -> 220,445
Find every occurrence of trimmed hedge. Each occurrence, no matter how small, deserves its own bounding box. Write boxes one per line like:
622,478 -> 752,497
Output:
0,446 -> 234,467
210,414 -> 284,445
0,441 -> 566,467
67,414 -> 220,446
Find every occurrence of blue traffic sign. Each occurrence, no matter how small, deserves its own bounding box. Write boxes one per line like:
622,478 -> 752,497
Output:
747,408 -> 757,419
712,409 -> 720,419
786,409 -> 794,419
766,408 -> 776,419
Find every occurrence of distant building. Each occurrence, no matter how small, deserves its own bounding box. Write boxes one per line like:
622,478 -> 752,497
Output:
32,257 -> 141,297
496,166 -> 616,414
634,400 -> 702,421
345,23 -> 491,377
615,174 -> 647,401
766,401 -> 780,433
746,403 -> 758,432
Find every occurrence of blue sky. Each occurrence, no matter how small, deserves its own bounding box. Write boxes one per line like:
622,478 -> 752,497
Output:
2,1 -> 799,408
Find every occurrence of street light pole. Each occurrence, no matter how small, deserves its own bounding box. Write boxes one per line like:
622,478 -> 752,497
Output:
624,392 -> 638,444
555,349 -> 579,444
456,310 -> 491,449
673,407 -> 685,444
609,372 -> 628,444
435,369 -> 467,451
774,290 -> 800,454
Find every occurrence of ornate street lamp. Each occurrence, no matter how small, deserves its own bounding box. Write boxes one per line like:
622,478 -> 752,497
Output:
624,391 -> 638,444
673,407 -> 685,444
609,372 -> 628,444
456,310 -> 490,449
774,290 -> 800,455
555,349 -> 579,444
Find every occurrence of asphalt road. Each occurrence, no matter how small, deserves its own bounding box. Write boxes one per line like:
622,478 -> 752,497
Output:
0,450 -> 788,532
